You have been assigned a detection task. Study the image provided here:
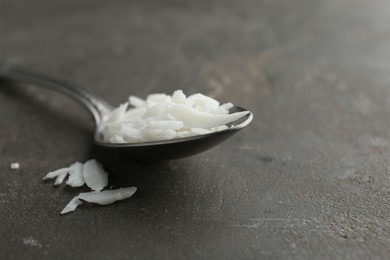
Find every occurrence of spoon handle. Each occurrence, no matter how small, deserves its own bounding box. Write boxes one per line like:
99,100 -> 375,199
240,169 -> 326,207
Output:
0,61 -> 112,126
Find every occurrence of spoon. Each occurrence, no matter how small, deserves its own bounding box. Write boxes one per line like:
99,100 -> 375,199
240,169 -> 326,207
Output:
0,62 -> 253,160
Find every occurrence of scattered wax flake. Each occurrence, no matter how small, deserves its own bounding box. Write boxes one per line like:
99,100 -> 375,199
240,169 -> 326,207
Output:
44,160 -> 106,188
43,167 -> 68,180
44,159 -> 138,215
61,187 -> 137,214
61,197 -> 83,215
10,162 -> 20,170
43,167 -> 69,185
66,162 -> 84,187
54,172 -> 68,185
78,187 -> 137,205
82,159 -> 108,191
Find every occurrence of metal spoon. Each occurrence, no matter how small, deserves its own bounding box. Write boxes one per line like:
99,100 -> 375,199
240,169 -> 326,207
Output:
0,62 -> 253,160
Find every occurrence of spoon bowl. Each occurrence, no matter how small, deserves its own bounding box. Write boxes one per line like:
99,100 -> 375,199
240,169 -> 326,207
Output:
95,106 -> 252,160
0,62 -> 253,160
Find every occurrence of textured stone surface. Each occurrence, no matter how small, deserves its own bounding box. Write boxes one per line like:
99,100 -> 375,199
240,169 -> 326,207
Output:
1,0 -> 390,259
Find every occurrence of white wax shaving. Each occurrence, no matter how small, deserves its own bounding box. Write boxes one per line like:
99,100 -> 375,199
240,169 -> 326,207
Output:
10,162 -> 20,170
66,162 -> 84,187
82,159 -> 108,191
44,162 -> 86,187
99,90 -> 249,143
167,104 -> 248,129
43,168 -> 69,185
44,160 -> 137,215
61,197 -> 83,215
60,187 -> 137,214
78,187 -> 137,205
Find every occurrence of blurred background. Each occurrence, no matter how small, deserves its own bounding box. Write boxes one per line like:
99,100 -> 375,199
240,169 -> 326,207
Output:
2,0 -> 390,259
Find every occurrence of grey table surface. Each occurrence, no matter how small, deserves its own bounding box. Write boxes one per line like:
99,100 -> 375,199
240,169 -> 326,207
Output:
1,0 -> 390,259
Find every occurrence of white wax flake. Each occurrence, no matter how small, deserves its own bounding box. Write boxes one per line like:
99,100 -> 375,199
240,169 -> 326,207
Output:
171,89 -> 186,103
66,162 -> 85,187
99,90 -> 249,143
78,187 -> 137,205
106,103 -> 128,123
82,159 -> 108,192
60,187 -> 137,214
219,102 -> 234,114
43,162 -> 86,187
167,104 -> 249,129
10,162 -> 20,170
110,135 -> 126,144
61,197 -> 83,215
44,159 -> 137,215
43,167 -> 69,185
129,95 -> 145,107
147,120 -> 184,130
120,127 -> 143,142
191,128 -> 212,135
187,93 -> 220,112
